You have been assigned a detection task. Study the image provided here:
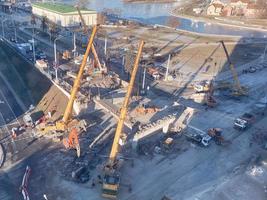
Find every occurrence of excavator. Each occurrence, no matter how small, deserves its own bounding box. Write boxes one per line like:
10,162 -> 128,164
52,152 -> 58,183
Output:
36,25 -> 98,156
102,40 -> 145,199
76,5 -> 107,75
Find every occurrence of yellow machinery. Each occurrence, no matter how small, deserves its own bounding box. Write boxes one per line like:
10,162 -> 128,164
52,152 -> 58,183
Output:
220,41 -> 247,96
102,40 -> 145,199
37,25 -> 97,135
76,6 -> 106,74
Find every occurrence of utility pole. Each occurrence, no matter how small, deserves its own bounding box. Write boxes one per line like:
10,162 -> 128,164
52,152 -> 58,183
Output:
32,28 -> 36,64
165,54 -> 171,81
54,41 -> 58,81
73,32 -> 76,55
53,35 -> 63,82
141,67 -> 146,95
122,55 -> 125,74
1,18 -> 7,38
13,20 -> 17,41
263,45 -> 267,63
104,37 -> 107,56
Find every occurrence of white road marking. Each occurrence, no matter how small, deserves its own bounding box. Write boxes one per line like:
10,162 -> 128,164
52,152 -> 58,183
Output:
0,86 -> 21,126
0,112 -> 17,153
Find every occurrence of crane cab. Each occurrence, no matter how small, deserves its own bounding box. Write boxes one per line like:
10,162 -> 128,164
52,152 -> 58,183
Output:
102,173 -> 120,199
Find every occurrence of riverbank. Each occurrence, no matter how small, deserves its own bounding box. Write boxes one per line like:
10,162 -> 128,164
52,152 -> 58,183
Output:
170,10 -> 267,33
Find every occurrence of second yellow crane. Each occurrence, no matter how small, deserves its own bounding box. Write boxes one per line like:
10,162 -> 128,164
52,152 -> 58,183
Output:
102,40 -> 145,199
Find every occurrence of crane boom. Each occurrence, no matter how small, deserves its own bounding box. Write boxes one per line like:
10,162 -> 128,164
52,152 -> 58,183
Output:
101,41 -> 144,199
220,41 -> 246,96
62,25 -> 97,123
109,40 -> 145,162
76,6 -> 103,71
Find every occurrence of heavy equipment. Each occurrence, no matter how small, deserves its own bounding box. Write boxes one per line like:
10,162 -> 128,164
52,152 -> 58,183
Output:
193,80 -> 211,93
135,104 -> 160,115
234,113 -> 255,131
102,40 -> 145,199
63,128 -> 81,157
220,41 -> 247,96
208,128 -> 224,145
204,80 -> 217,107
76,6 -> 107,75
36,26 -> 98,155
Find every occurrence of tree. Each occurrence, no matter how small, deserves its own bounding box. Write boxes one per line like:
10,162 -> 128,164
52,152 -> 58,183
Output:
97,13 -> 107,25
256,0 -> 267,18
31,14 -> 36,26
77,0 -> 90,9
41,16 -> 48,32
49,22 -> 58,39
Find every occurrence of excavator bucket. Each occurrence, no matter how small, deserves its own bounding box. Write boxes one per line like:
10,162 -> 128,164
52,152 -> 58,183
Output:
75,144 -> 81,158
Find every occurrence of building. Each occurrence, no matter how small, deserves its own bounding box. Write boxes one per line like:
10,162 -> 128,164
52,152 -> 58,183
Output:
221,5 -> 233,16
32,2 -> 97,27
245,3 -> 266,18
230,0 -> 249,9
230,0 -> 249,15
207,3 -> 224,16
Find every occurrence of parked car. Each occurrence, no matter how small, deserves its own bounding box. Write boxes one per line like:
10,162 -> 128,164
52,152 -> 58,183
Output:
36,51 -> 47,59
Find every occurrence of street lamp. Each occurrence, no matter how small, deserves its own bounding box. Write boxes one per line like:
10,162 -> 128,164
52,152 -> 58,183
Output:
263,45 -> 267,63
32,27 -> 36,64
1,18 -> 8,38
54,35 -> 63,82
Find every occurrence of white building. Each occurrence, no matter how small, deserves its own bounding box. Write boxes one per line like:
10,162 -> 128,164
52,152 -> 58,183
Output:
32,2 -> 97,27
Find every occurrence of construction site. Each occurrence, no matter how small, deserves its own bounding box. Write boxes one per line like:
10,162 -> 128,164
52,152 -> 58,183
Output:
1,1 -> 267,200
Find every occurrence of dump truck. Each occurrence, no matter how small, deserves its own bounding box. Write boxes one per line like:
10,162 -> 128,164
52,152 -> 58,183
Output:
234,113 -> 255,130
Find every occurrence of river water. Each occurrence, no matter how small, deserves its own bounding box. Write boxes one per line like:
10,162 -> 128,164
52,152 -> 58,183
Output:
60,0 -> 267,37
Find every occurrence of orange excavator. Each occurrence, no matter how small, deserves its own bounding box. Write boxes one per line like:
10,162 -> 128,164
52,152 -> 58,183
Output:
63,128 -> 81,157
135,104 -> 160,115
204,80 -> 217,107
102,40 -> 144,199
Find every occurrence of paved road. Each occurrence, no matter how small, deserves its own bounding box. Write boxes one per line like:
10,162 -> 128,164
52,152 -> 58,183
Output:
0,76 -> 23,125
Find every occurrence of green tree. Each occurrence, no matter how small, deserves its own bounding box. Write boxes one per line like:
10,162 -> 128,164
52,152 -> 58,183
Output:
41,16 -> 48,32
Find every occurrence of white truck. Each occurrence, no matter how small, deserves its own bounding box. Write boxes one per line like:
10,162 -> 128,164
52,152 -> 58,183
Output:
234,113 -> 255,131
184,132 -> 212,147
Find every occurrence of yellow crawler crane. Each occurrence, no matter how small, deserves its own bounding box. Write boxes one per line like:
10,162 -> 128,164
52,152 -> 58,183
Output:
37,26 -> 97,138
220,41 -> 247,96
102,40 -> 145,199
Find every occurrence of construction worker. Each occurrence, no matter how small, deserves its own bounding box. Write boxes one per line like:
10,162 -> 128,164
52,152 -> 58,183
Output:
11,127 -> 17,139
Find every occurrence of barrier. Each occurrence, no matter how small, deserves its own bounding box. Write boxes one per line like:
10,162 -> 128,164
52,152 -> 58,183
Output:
0,143 -> 5,168
21,165 -> 31,200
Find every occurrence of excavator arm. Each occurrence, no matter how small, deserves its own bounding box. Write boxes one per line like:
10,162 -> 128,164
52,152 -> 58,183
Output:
63,128 -> 81,157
